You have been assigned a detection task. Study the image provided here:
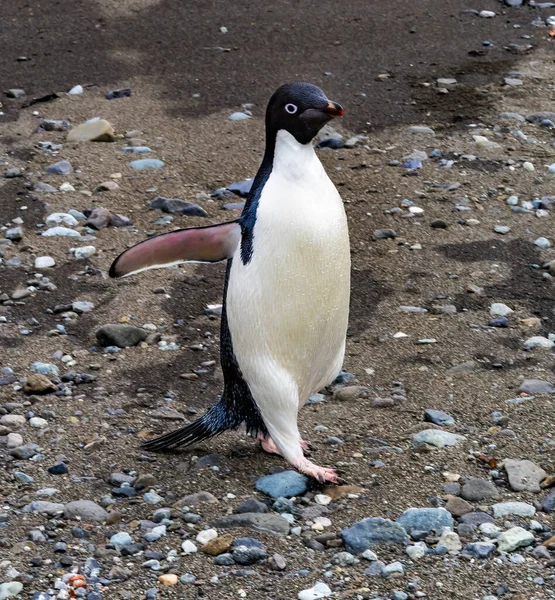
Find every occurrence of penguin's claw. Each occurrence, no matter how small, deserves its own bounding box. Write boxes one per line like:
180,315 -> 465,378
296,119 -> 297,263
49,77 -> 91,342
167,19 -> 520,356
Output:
294,459 -> 339,484
259,435 -> 311,457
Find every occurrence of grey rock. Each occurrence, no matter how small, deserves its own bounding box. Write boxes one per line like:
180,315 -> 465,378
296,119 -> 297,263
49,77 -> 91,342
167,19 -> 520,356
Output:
96,324 -> 147,348
341,517 -> 410,553
504,459 -> 546,493
492,501 -> 536,518
406,126 -> 435,135
463,542 -> 495,558
41,227 -> 81,237
542,490 -> 555,512
364,560 -> 386,576
4,168 -> 22,178
460,478 -> 499,502
372,229 -> 397,240
5,88 -> 25,98
34,182 -> 58,193
396,508 -> 453,536
526,111 -> 555,124
423,409 -> 455,426
496,527 -> 535,552
46,160 -> 73,175
86,207 -> 112,230
458,512 -> 495,526
412,429 -> 465,448
381,561 -> 404,577
231,545 -> 267,565
255,470 -> 309,498
23,501 -> 65,516
235,498 -> 268,514
129,158 -> 164,170
150,196 -> 208,217
64,500 -> 109,522
519,379 -> 555,394
212,513 -> 290,536
227,178 -> 253,197
446,361 -> 477,375
39,119 -> 70,131
5,227 -> 23,241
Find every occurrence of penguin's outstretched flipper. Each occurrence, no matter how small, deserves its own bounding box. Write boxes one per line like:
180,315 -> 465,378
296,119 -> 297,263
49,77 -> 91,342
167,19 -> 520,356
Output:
109,221 -> 241,279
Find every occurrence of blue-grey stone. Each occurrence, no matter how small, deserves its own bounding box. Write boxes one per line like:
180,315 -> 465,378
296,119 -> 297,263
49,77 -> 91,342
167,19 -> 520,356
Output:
30,362 -> 59,376
255,471 -> 309,499
459,512 -> 495,526
396,508 -> 453,536
272,497 -> 295,513
214,553 -> 235,565
110,532 -> 133,548
363,560 -> 386,575
227,178 -> 253,197
129,158 -> 164,171
463,542 -> 495,559
48,462 -> 68,475
46,160 -> 73,175
542,490 -> 555,513
489,317 -> 509,328
412,429 -> 465,448
180,574 -> 196,584
13,471 -> 33,483
341,517 -> 410,554
423,409 -> 455,426
41,227 -> 81,237
149,196 -> 208,217
231,545 -> 267,565
122,146 -> 152,153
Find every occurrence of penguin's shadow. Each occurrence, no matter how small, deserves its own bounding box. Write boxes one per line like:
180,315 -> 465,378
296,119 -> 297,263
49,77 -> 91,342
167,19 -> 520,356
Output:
348,268 -> 394,336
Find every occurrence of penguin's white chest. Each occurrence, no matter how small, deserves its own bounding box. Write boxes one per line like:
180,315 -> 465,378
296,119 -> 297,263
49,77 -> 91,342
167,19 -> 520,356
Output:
226,131 -> 351,403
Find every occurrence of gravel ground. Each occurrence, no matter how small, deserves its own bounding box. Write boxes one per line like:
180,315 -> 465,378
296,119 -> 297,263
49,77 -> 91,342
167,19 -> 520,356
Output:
1,2 -> 555,600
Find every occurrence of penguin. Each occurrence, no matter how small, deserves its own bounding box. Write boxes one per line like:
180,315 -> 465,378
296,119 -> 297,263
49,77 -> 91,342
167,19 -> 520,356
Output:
109,82 -> 350,482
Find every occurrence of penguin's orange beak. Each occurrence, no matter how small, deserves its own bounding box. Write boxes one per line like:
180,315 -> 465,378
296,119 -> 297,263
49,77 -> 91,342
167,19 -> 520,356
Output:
322,100 -> 344,118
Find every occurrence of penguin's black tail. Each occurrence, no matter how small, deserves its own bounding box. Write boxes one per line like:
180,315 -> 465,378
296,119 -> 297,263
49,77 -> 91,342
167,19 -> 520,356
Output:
141,397 -> 238,452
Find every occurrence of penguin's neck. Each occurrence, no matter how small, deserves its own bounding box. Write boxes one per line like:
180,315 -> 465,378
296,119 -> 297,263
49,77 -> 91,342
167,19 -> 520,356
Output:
265,129 -> 319,181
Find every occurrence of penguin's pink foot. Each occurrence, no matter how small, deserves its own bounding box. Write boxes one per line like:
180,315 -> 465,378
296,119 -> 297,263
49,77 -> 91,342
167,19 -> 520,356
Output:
258,435 -> 311,456
293,458 -> 339,484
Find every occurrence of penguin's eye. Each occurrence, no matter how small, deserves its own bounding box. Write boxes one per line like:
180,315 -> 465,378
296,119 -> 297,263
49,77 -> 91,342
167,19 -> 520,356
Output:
285,103 -> 298,114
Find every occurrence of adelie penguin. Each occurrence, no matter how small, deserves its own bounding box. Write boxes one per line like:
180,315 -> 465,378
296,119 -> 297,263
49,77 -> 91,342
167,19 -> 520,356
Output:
110,82 -> 350,483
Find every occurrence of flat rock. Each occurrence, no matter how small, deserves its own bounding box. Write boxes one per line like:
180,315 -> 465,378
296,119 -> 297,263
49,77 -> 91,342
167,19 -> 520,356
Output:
255,470 -> 309,498
496,527 -> 535,552
542,490 -> 555,512
519,379 -> 555,395
396,507 -> 453,535
129,158 -> 164,170
341,517 -> 410,553
67,119 -> 115,142
423,409 -> 455,426
492,502 -> 536,518
412,429 -> 465,448
23,501 -> 65,516
446,361 -> 477,375
461,478 -> 499,502
298,582 -> 332,600
86,207 -> 113,230
64,500 -> 109,522
96,324 -> 147,348
41,227 -> 81,237
459,512 -> 495,526
150,196 -> 208,217
504,459 -> 546,493
212,513 -> 290,536
46,160 -> 73,175
227,178 -> 253,197
176,491 -> 218,506
445,495 -> 473,517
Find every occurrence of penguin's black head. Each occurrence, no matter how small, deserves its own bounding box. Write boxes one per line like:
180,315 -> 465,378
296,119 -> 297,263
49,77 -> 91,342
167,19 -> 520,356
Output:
265,82 -> 344,145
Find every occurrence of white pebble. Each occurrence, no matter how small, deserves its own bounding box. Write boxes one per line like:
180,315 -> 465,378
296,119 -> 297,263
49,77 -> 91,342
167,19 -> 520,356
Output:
522,161 -> 535,172
34,256 -> 55,269
29,417 -> 48,429
314,494 -> 331,506
181,540 -> 198,553
196,528 -> 218,545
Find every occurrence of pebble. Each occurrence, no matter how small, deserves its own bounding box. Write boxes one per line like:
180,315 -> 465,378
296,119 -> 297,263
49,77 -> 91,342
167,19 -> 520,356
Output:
181,540 -> 198,553
48,462 -> 68,475
492,502 -> 536,518
341,517 -> 409,553
74,245 -> 96,259
150,196 -> 208,216
106,87 -> 132,99
297,582 -> 332,600
490,303 -> 513,317
437,530 -> 462,554
542,490 -> 555,512
68,84 -> 84,95
382,561 -> 404,577
158,574 -> 178,586
255,470 -> 309,498
34,256 -> 55,269
0,582 -> 23,600
461,478 -> 499,502
0,414 -> 26,427
406,543 -> 427,560
412,429 -> 465,448
232,545 -> 267,565
372,228 -> 397,240
423,409 -> 455,426
213,512 -> 290,536
129,158 -> 165,170
396,508 -> 453,536
463,542 -> 496,559
64,500 -> 108,522
41,227 -> 81,237
196,528 -> 218,545
229,112 -> 251,121
29,417 -> 48,428
5,227 -> 23,241
46,160 -> 73,175
496,527 -> 535,552
523,336 -> 554,350
30,362 -> 59,376
534,236 -> 551,249
405,126 -> 435,135
67,119 -> 115,142
96,324 -> 147,348
46,212 -> 79,226
504,459 -> 546,493
235,498 -> 268,514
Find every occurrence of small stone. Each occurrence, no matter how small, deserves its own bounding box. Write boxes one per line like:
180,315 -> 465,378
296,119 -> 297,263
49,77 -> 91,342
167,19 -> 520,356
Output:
460,478 -> 499,502
535,236 -> 551,249
5,227 -> 23,241
396,508 -> 453,536
490,303 -> 513,317
255,470 -> 309,498
0,582 -> 24,600
129,158 -> 164,171
431,219 -> 448,229
86,207 -> 112,230
41,227 -> 81,237
232,545 -> 267,565
149,196 -> 208,217
412,429 -> 465,448
235,498 -> 268,514
106,87 -> 132,99
463,542 -> 495,559
382,561 -> 404,577
34,256 -> 55,269
68,84 -> 84,95
445,496 -> 473,517
542,491 -> 555,513
519,379 -> 555,395
423,409 -> 455,426
341,517 -> 410,553
437,530 -> 462,554
212,513 -> 290,536
158,574 -> 178,586
196,528 -> 218,545
48,462 -> 68,475
523,336 -> 554,350
46,160 -> 73,175
96,324 -> 147,348
29,417 -> 48,429
74,246 -> 96,259
479,10 -> 495,17
202,534 -> 233,555
96,180 -> 120,192
4,168 -> 22,178
5,89 -> 25,98
46,212 -> 79,226
405,126 -> 435,135
64,500 -> 108,522
297,582 -> 332,600
23,374 -> 56,395
67,119 -> 115,142
406,543 -> 427,560
504,459 -> 546,493
497,527 -> 535,552
492,501 -> 536,518
181,540 -> 198,553
176,491 -> 218,506
372,229 -> 397,240
0,414 -> 26,427
229,112 -> 251,121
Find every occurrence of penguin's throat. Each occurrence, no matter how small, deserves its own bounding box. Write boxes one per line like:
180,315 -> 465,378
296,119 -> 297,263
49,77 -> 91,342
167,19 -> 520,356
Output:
269,129 -> 319,181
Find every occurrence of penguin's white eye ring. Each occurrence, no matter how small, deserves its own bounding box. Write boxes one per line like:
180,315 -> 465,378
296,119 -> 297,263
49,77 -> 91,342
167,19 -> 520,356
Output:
285,103 -> 298,114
